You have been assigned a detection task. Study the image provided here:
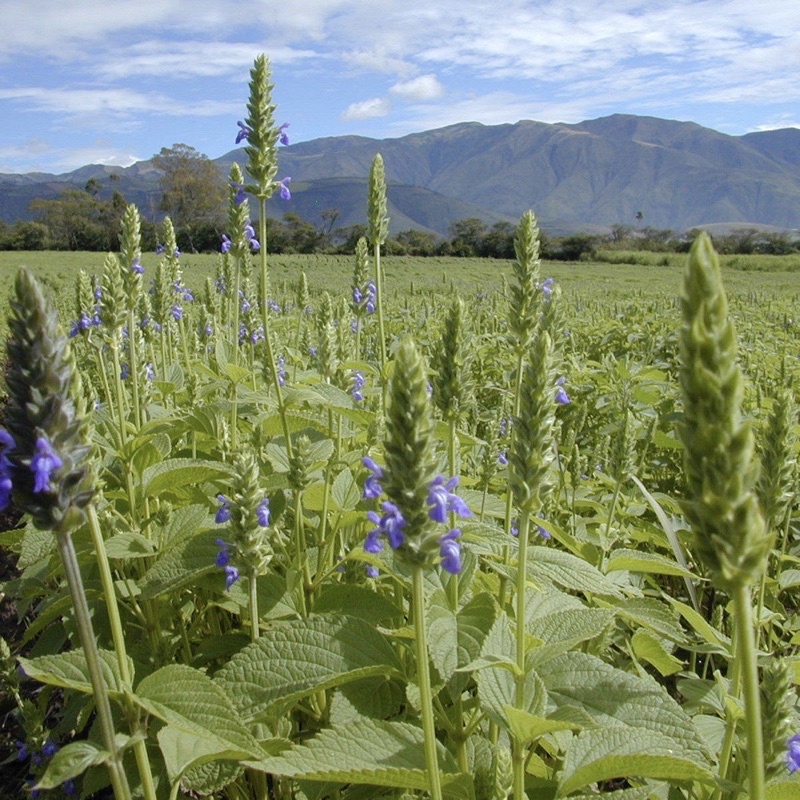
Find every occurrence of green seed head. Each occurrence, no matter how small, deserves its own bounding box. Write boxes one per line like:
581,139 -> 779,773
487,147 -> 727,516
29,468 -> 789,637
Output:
243,55 -> 280,197
368,154 -> 389,248
678,232 -> 771,589
4,269 -> 94,533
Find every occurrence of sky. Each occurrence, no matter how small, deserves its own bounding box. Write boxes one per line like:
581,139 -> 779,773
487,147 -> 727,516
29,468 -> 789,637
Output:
1,0 -> 798,174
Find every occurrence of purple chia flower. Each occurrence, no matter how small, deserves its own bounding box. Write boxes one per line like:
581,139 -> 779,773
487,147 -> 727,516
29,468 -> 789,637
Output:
256,498 -> 270,527
352,286 -> 363,305
224,564 -> 239,589
231,181 -> 247,205
362,456 -> 383,499
215,538 -> 231,567
278,177 -> 292,200
542,277 -> 554,300
174,248 -> 181,258
155,244 -> 165,255
235,120 -> 251,144
351,318 -> 359,334
538,524 -> 551,539
221,234 -> 232,254
364,513 -> 383,554
215,494 -> 231,524
352,371 -> 365,402
379,502 -> 407,549
42,739 -> 58,758
277,356 -> 286,387
365,565 -> 379,578
63,778 -> 76,796
131,257 -> 144,275
788,733 -> 800,773
439,529 -> 462,574
31,437 -> 62,494
172,304 -> 183,322
278,122 -> 290,145
427,475 -> 472,523
15,741 -> 28,761
498,450 -> 508,466
555,385 -> 570,405
269,301 -> 281,312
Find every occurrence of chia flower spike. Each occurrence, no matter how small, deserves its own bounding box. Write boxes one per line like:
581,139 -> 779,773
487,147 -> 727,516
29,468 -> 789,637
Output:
678,232 -> 770,589
3,269 -> 94,533
368,154 -> 389,248
242,55 -> 282,198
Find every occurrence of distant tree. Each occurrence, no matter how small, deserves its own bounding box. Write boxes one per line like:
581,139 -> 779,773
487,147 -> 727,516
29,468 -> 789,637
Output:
479,221 -> 516,259
10,221 -> 50,250
609,224 -> 632,245
152,143 -> 226,252
281,212 -> 323,253
449,218 -> 487,257
332,224 -> 368,253
30,189 -> 119,250
85,177 -> 102,197
394,229 -> 439,256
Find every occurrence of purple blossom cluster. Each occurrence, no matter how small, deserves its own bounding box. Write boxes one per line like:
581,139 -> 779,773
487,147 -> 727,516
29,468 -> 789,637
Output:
360,457 -> 471,574
352,281 -> 377,314
214,496 -> 270,589
788,733 -> 800,773
221,221 -> 260,254
352,371 -> 365,402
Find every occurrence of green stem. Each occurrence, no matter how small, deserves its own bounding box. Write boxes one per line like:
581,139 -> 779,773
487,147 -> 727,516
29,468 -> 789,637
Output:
412,565 -> 443,800
249,573 -> 260,642
126,308 -> 142,431
55,531 -> 132,800
86,506 -> 157,800
732,582 -> 765,800
373,242 -> 387,372
258,197 -> 294,460
512,511 -> 530,800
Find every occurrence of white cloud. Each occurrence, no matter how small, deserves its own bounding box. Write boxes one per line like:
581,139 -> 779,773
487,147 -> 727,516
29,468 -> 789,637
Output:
0,86 -> 238,120
341,97 -> 392,121
390,75 -> 444,102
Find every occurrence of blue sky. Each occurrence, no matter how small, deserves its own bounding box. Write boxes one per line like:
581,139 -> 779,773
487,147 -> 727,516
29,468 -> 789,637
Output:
1,0 -> 797,174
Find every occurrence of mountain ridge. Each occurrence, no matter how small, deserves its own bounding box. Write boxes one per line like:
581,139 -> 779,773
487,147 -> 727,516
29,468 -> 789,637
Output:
2,114 -> 799,235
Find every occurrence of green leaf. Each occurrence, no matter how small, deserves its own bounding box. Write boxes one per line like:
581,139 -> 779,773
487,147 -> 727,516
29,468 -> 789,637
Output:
128,431 -> 172,478
248,719 -> 462,792
139,529 -> 219,599
606,548 -> 696,579
35,741 -> 109,789
314,585 -> 402,625
527,606 -> 616,665
19,650 -> 132,697
104,531 -> 155,560
764,776 -> 800,799
134,664 -> 263,759
503,706 -> 583,745
427,591 -> 497,683
331,468 -> 361,511
215,615 -> 403,721
557,728 -> 715,796
141,458 -> 234,498
538,652 -> 710,760
528,546 -> 626,598
668,598 -> 731,654
609,597 -> 687,643
631,629 -> 684,676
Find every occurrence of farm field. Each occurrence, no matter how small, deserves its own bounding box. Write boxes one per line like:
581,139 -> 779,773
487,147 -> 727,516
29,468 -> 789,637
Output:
2,53 -> 800,800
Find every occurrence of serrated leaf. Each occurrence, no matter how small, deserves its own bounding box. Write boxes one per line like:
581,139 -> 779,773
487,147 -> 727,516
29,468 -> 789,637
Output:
610,597 -> 687,643
668,598 -> 731,654
314,585 -> 402,625
141,458 -> 234,498
135,664 -> 262,759
428,591 -> 497,683
527,607 -> 616,665
129,432 -> 172,478
631,629 -> 684,676
538,652 -> 709,760
19,650 -> 132,697
215,615 -> 403,721
606,549 -> 696,579
764,775 -> 800,799
528,546 -> 626,598
557,728 -> 714,796
247,719 -> 462,792
139,529 -> 219,599
331,468 -> 361,511
35,741 -> 109,789
503,706 -> 582,745
157,725 -> 255,785
105,531 -> 155,560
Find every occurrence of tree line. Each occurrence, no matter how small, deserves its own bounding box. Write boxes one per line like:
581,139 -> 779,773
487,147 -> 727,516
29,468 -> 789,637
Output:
1,143 -> 796,258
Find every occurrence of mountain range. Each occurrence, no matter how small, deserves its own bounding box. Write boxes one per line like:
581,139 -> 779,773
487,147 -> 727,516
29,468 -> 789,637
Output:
2,114 -> 799,237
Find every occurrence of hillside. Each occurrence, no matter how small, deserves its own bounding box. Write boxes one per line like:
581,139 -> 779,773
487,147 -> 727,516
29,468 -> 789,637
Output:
1,114 -> 799,235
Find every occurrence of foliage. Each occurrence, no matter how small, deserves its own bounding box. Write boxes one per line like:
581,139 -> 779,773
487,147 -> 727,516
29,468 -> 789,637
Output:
0,56 -> 799,800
